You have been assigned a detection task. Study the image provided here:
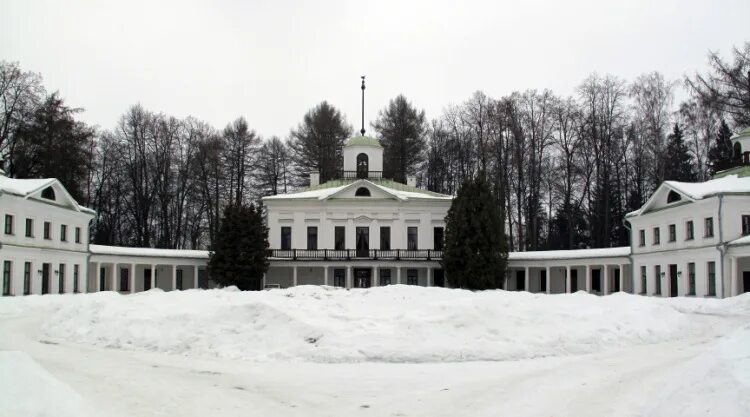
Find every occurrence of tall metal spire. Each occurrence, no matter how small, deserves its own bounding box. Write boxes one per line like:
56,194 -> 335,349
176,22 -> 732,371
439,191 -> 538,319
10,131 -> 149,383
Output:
360,75 -> 366,136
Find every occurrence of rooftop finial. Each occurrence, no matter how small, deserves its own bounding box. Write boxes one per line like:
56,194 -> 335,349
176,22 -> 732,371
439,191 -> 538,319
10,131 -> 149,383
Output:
360,75 -> 366,136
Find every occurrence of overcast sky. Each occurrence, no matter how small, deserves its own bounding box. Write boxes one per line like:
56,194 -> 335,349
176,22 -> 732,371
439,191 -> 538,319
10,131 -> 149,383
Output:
1,0 -> 748,138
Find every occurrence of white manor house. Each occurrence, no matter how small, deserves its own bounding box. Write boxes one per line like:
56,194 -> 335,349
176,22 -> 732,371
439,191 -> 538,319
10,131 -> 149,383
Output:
2,129 -> 750,298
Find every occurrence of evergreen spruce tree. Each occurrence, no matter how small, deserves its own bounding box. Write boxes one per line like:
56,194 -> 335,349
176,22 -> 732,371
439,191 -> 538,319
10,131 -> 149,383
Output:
442,173 -> 508,289
371,95 -> 428,183
208,203 -> 269,290
663,123 -> 696,182
707,119 -> 738,175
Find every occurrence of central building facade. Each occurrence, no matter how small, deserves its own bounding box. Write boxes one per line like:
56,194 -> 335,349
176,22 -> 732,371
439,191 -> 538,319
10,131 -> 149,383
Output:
261,135 -> 453,288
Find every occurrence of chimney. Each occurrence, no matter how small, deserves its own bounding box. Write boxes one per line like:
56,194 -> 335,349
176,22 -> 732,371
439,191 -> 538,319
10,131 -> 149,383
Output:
310,172 -> 320,187
406,175 -> 416,187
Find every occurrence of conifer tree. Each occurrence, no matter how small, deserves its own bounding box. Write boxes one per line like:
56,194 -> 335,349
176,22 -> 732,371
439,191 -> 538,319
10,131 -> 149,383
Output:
707,119 -> 738,175
372,95 -> 428,183
443,173 -> 508,289
208,203 -> 269,290
663,123 -> 696,182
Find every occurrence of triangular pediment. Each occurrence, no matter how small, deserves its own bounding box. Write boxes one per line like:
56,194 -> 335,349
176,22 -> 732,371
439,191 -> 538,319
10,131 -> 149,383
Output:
634,183 -> 693,216
323,180 -> 403,201
27,180 -> 83,212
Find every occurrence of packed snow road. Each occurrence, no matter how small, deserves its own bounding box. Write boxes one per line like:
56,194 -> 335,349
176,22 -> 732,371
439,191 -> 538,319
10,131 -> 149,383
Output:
1,287 -> 749,417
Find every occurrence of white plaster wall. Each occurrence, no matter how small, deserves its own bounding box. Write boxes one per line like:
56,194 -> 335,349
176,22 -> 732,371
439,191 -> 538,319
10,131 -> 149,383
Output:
343,145 -> 383,172
633,247 -> 721,297
0,245 -> 88,295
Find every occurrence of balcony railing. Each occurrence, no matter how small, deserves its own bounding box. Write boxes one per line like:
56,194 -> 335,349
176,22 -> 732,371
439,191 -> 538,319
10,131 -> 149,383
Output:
268,249 -> 443,261
338,170 -> 405,181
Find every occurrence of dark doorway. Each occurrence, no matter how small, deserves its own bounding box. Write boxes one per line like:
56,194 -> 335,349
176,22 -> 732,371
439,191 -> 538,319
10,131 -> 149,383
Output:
570,269 -> 578,292
379,269 -> 392,286
355,227 -> 369,257
356,153 -> 369,178
144,268 -> 152,291
433,269 -> 445,287
99,267 -> 106,291
198,269 -> 209,289
592,269 -> 601,292
669,264 -> 678,297
354,268 -> 371,288
333,269 -> 346,287
742,271 -> 750,294
41,263 -> 50,294
516,270 -> 525,291
540,269 -> 547,292
614,268 -> 621,292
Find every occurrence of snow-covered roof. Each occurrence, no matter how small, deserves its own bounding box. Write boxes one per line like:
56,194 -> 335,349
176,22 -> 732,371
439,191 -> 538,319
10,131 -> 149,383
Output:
0,175 -> 96,215
627,174 -> 750,217
508,247 -> 630,261
728,235 -> 750,247
263,179 -> 452,202
89,245 -> 209,259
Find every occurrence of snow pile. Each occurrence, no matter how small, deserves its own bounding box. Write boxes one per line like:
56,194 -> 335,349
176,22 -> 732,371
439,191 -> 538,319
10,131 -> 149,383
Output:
9,287 -> 742,363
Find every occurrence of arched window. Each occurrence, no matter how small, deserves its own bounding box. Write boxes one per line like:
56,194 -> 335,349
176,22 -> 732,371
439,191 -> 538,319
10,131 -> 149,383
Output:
667,190 -> 681,203
356,153 -> 369,179
41,186 -> 56,200
355,187 -> 371,197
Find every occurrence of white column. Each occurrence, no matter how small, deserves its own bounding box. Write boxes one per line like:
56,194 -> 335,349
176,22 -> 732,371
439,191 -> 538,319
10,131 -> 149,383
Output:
397,267 -> 402,285
130,263 -> 136,293
566,266 -> 572,293
171,265 -> 177,291
323,267 -> 329,286
150,264 -> 156,289
373,266 -> 379,287
524,266 -> 530,292
261,272 -> 266,289
603,265 -> 610,295
730,256 -> 738,296
426,267 -> 432,287
346,266 -> 352,289
545,266 -> 551,294
620,264 -> 626,293
586,265 -> 592,293
95,262 -> 101,291
293,266 -> 298,287
193,265 -> 199,289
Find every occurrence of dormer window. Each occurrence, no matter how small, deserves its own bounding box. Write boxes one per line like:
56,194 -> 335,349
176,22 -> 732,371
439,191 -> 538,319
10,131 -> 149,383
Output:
355,187 -> 371,197
41,187 -> 55,200
667,190 -> 681,204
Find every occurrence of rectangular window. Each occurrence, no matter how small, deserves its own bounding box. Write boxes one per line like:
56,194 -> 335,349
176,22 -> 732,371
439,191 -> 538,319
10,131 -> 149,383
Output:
707,261 -> 716,296
380,226 -> 391,250
307,226 -> 318,250
60,224 -> 67,242
654,265 -> 661,295
73,265 -> 79,293
686,220 -> 694,240
280,227 -> 292,250
653,227 -> 660,245
668,224 -> 676,242
379,269 -> 392,286
640,266 -> 647,295
24,262 -> 31,295
25,218 -> 33,237
638,230 -> 645,247
333,269 -> 346,287
75,227 -> 81,243
407,227 -> 418,250
176,269 -> 183,291
688,262 -> 695,295
704,217 -> 714,238
58,264 -> 65,294
2,261 -> 11,296
4,214 -> 13,235
407,269 -> 418,285
120,267 -> 129,292
433,227 -> 444,251
334,226 -> 345,250
43,221 -> 51,240
742,215 -> 750,236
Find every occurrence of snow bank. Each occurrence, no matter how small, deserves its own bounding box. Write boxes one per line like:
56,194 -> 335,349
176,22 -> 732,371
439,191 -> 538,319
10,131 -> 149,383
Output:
0,351 -> 93,417
2,287 -> 741,363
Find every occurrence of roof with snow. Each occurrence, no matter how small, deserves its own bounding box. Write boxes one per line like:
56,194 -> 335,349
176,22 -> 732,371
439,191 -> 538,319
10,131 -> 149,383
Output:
0,175 -> 96,215
262,178 -> 452,202
731,127 -> 750,139
626,174 -> 750,217
345,135 -> 382,148
89,244 -> 209,259
728,235 -> 750,247
508,247 -> 630,261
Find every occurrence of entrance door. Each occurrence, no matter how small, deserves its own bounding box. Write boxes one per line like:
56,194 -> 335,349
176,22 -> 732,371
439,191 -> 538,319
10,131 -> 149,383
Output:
355,227 -> 369,258
614,269 -> 620,292
669,264 -> 678,297
570,269 -> 578,292
516,270 -> 525,291
144,268 -> 152,291
41,263 -> 50,294
434,269 -> 445,287
743,271 -> 750,294
354,268 -> 371,288
592,269 -> 601,292
540,269 -> 547,292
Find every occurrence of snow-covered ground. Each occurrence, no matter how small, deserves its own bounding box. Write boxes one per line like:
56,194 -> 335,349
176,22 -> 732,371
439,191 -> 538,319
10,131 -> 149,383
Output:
1,286 -> 749,416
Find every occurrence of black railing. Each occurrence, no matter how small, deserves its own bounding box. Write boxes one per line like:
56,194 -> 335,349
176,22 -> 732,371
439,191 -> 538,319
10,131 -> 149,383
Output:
268,249 -> 443,261
338,170 -> 405,181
